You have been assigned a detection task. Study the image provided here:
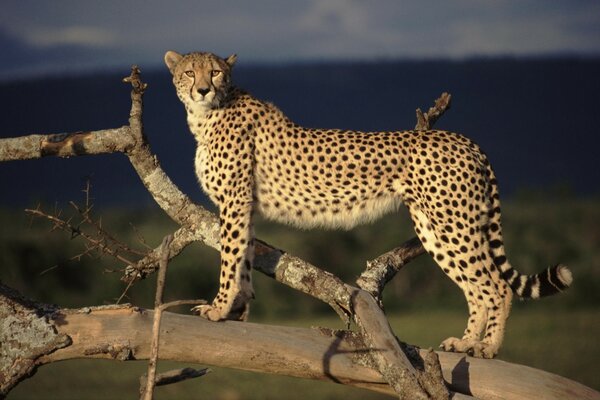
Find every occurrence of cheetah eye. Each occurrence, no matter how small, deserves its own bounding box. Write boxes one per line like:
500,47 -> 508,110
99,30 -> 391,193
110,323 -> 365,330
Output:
184,71 -> 195,78
211,70 -> 222,78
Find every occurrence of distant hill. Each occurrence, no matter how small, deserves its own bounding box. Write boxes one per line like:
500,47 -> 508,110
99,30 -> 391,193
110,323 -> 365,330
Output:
1,58 -> 599,208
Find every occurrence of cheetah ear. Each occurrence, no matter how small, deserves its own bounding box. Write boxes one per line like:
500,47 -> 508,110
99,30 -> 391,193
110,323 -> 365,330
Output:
225,54 -> 237,68
164,51 -> 183,75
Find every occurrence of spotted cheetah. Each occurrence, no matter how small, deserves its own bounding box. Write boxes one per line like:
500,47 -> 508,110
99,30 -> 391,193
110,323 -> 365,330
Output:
164,50 -> 573,358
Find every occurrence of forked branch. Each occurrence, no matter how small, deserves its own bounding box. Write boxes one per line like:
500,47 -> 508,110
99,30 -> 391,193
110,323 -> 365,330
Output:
2,285 -> 597,400
3,68 -> 590,400
0,67 -> 454,399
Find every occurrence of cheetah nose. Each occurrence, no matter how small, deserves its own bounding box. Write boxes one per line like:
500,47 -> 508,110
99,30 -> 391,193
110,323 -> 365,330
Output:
197,87 -> 210,96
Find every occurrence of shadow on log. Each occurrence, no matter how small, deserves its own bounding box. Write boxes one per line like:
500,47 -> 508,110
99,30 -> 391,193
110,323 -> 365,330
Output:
1,284 -> 598,400
1,68 -> 597,400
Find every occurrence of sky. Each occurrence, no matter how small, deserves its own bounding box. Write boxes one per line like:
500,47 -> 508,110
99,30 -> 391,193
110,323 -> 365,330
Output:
1,0 -> 600,79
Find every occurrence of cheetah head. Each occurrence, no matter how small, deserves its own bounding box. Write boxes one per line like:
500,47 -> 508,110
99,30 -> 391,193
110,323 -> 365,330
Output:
164,51 -> 237,114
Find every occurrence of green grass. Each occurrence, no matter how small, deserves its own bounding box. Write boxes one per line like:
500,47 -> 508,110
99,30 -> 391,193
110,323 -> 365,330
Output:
7,309 -> 599,399
2,195 -> 600,398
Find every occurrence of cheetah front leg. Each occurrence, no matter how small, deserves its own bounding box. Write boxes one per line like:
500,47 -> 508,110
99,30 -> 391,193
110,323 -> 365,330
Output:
193,195 -> 255,321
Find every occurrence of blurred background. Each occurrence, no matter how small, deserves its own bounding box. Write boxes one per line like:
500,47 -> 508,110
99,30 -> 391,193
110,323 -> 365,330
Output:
1,1 -> 599,398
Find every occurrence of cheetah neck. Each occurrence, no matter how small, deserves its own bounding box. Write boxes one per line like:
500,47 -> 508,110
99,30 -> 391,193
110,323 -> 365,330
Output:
186,105 -> 213,128
186,87 -> 241,140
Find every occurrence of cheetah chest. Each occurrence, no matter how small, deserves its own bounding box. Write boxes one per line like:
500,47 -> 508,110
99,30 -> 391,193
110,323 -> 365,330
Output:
194,143 -> 220,205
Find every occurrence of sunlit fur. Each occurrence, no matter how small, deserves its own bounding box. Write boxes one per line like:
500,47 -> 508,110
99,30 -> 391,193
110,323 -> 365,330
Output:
166,51 -> 572,358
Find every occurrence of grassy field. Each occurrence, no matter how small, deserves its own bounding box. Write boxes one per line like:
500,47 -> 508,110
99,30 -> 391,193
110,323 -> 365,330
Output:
7,309 -> 599,399
2,194 -> 599,398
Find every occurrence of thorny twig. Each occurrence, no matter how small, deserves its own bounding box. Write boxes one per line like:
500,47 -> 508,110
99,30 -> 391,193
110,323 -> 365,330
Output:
14,69 -> 454,399
25,181 -> 155,302
25,205 -> 137,267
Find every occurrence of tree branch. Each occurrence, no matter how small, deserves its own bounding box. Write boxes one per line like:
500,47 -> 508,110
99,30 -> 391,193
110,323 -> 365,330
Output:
141,235 -> 171,400
140,234 -> 208,399
2,68 -> 589,399
415,92 -> 452,130
0,128 -> 136,162
356,92 -> 452,303
357,237 -> 425,304
2,285 -> 598,400
139,367 -> 210,397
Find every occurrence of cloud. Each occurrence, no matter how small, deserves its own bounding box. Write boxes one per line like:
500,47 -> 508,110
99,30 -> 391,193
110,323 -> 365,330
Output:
23,26 -> 117,48
0,0 -> 599,79
444,0 -> 600,56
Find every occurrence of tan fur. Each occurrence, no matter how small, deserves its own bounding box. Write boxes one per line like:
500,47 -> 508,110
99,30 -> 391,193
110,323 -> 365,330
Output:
165,51 -> 571,358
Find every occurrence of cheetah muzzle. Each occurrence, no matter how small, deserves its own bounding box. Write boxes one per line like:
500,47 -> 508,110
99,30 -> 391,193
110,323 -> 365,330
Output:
165,50 -> 573,358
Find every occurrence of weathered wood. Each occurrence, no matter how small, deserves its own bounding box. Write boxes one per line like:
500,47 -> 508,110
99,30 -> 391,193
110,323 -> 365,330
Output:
350,287 -> 448,399
357,237 -> 426,303
1,68 -> 592,399
33,306 -> 596,400
0,284 -> 70,396
0,128 -> 135,161
43,307 -> 394,395
141,234 -> 173,400
1,68 -> 446,398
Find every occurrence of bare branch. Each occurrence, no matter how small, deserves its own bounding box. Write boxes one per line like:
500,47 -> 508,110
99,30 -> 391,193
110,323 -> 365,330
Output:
2,68 -> 580,399
349,286 -> 448,399
141,235 -> 173,400
25,205 -> 138,267
160,299 -> 208,310
124,226 -> 199,282
357,237 -> 425,304
139,368 -> 210,396
357,92 -> 454,303
3,285 -> 598,400
140,235 -> 209,399
0,128 -> 135,162
415,92 -> 452,130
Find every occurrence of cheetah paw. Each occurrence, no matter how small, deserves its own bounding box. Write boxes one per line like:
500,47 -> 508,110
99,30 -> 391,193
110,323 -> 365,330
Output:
439,337 -> 498,359
191,303 -> 225,321
191,301 -> 250,322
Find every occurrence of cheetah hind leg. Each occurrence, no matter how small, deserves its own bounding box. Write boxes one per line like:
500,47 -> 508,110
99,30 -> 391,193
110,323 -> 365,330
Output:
409,207 -> 499,358
437,286 -> 506,358
439,292 -> 492,357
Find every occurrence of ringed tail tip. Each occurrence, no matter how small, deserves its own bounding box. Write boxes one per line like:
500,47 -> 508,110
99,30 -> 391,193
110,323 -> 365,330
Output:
556,264 -> 573,288
536,263 -> 573,298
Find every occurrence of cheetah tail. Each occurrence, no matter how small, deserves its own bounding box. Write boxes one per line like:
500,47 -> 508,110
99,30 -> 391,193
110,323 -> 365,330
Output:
482,156 -> 573,299
501,264 -> 573,299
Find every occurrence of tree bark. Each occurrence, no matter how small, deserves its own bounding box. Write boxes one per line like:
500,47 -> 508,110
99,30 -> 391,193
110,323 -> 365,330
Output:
1,67 -> 448,398
1,68 -> 596,400
2,285 -> 597,400
37,307 -> 600,400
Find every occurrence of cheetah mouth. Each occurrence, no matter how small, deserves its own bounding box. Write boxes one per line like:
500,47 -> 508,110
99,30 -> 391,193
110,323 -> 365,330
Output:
191,93 -> 220,106
191,94 -> 212,103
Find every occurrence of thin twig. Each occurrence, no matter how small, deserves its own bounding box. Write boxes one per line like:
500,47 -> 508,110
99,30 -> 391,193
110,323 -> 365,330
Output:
141,234 -> 173,400
140,368 -> 210,395
25,182 -> 155,284
10,69 -> 454,398
130,223 -> 154,251
115,278 -> 135,305
25,207 -> 136,266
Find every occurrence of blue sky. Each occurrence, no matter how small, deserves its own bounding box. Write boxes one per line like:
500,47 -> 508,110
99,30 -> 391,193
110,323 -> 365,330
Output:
1,0 -> 599,79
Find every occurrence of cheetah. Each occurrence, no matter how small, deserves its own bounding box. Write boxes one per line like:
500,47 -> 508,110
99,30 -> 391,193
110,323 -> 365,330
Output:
164,50 -> 573,358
